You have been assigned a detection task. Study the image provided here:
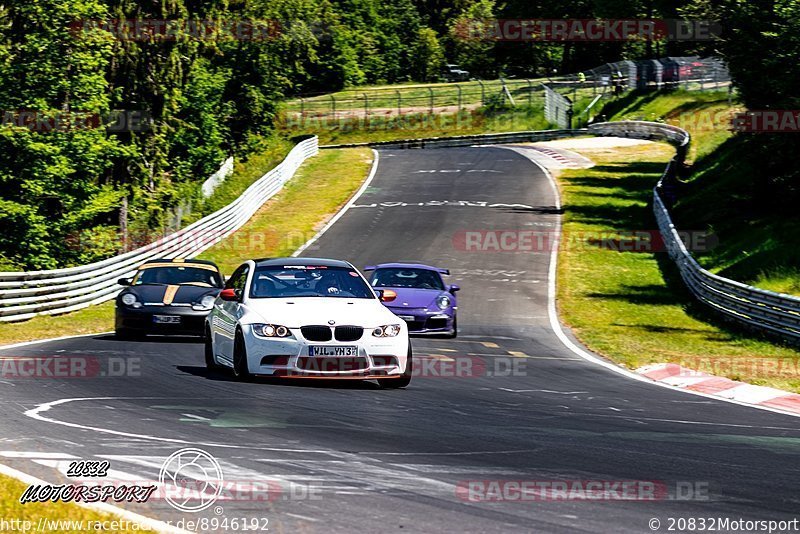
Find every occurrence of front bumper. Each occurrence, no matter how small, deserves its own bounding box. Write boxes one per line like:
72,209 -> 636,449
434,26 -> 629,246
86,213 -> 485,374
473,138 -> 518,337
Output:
242,325 -> 409,378
115,305 -> 210,336
387,307 -> 455,334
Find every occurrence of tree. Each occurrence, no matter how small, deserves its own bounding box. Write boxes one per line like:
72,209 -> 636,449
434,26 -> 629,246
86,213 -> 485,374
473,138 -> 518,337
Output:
412,27 -> 445,81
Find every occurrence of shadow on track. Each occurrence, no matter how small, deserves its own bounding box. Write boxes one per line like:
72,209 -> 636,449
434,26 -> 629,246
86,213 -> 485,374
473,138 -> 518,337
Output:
94,334 -> 202,344
176,365 -> 383,390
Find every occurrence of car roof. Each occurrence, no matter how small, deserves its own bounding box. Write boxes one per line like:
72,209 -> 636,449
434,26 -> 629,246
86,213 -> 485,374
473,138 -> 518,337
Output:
140,258 -> 221,270
253,257 -> 353,268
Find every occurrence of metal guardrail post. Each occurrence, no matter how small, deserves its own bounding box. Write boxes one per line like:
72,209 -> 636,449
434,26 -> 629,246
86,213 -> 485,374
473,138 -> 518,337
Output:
527,79 -> 533,106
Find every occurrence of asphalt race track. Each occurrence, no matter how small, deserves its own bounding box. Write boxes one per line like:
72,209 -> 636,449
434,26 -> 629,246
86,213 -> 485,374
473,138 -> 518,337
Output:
1,146 -> 799,533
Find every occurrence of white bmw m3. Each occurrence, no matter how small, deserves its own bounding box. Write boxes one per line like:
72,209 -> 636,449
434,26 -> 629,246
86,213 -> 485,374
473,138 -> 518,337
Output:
205,258 -> 412,388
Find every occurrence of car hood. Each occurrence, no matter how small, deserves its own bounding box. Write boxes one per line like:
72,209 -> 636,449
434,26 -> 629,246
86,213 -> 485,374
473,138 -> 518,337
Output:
125,284 -> 220,304
375,287 -> 442,309
243,297 -> 398,328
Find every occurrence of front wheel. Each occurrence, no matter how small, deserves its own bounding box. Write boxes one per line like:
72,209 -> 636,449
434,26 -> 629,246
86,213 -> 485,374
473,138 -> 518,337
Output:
232,331 -> 252,381
204,326 -> 220,371
446,315 -> 458,339
378,344 -> 412,389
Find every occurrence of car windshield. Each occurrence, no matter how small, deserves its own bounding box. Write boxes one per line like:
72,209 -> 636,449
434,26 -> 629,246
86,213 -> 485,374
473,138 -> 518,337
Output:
133,266 -> 223,287
370,268 -> 445,290
250,265 -> 374,299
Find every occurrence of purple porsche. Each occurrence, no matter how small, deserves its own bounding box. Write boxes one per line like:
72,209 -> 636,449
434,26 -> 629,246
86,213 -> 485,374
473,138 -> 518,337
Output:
365,263 -> 459,338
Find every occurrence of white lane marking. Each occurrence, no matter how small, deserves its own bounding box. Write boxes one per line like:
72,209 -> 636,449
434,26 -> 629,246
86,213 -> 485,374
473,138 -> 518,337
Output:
0,451 -> 78,459
0,461 -> 191,534
257,458 -> 456,497
389,464 -> 524,475
498,388 -> 587,394
496,146 -> 800,420
0,332 -> 114,352
182,413 -> 211,421
292,149 -> 380,257
23,396 -> 337,450
32,459 -> 143,483
350,200 -> 535,209
100,455 -> 343,497
286,513 -> 319,522
363,448 -> 541,456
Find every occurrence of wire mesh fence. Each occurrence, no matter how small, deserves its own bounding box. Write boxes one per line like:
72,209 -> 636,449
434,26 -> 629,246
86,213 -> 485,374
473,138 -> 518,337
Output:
283,57 -> 730,133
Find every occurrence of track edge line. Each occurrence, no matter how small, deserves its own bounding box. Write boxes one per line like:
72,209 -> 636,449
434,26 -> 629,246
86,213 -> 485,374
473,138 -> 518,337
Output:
495,145 -> 800,420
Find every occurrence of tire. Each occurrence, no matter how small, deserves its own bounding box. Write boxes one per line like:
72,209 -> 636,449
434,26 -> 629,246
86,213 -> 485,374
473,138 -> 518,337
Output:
204,326 -> 220,371
232,330 -> 252,381
378,344 -> 412,389
446,315 -> 458,339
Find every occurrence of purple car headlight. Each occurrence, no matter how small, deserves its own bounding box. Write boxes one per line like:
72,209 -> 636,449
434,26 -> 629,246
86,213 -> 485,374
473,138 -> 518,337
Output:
435,295 -> 452,310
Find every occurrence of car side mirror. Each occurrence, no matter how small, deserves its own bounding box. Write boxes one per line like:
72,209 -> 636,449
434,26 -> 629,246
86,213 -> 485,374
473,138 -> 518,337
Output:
220,288 -> 240,301
118,278 -> 132,286
378,289 -> 397,302
449,284 -> 460,294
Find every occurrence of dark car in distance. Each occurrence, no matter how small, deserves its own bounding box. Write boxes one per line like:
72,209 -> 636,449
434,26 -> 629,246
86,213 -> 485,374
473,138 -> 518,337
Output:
115,258 -> 224,339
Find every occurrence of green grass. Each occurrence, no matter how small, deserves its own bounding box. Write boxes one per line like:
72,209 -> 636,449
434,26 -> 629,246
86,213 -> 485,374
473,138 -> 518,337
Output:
599,89 -> 800,296
0,301 -> 114,346
0,473 -> 139,533
284,78 -> 548,113
201,137 -> 294,216
198,147 -> 373,273
556,143 -> 800,392
281,105 -> 553,146
0,148 -> 373,347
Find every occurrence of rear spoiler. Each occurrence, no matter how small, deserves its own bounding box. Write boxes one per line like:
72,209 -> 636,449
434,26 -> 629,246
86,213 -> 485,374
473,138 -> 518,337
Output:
363,265 -> 449,275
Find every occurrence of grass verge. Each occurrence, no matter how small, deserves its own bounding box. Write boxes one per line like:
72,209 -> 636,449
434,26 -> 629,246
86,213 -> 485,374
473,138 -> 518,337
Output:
281,105 -> 552,146
556,143 -> 800,392
0,148 -> 373,347
0,302 -> 114,347
0,473 -> 139,533
198,147 -> 373,273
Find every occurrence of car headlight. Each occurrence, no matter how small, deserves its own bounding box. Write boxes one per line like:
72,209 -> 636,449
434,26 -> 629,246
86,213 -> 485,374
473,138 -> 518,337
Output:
252,323 -> 293,338
121,293 -> 140,307
372,324 -> 402,337
192,295 -> 217,311
436,295 -> 451,310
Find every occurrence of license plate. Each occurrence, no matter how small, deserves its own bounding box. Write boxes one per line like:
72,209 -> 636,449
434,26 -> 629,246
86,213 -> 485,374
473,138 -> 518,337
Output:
398,315 -> 415,322
308,345 -> 358,357
153,315 -> 181,324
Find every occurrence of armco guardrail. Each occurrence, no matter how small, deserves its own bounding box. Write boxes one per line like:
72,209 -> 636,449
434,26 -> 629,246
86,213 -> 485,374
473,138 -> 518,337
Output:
589,121 -> 800,344
0,136 -> 319,322
321,128 -> 587,150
